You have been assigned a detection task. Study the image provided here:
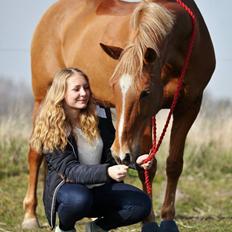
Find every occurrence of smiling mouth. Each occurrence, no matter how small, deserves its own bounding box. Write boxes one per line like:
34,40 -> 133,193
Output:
77,99 -> 88,102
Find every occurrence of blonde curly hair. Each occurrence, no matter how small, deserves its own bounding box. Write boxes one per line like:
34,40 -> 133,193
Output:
30,68 -> 99,153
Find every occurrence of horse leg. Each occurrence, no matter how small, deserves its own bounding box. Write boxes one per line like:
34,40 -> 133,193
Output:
22,100 -> 43,229
138,123 -> 159,232
160,96 -> 202,232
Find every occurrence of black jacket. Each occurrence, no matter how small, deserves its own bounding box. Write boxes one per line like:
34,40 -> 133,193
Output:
43,110 -> 116,228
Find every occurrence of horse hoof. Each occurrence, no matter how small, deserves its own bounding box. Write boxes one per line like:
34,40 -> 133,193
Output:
22,217 -> 40,229
159,220 -> 179,232
142,222 -> 159,232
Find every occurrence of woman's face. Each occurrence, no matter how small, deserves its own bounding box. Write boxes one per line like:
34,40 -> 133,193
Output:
64,72 -> 90,110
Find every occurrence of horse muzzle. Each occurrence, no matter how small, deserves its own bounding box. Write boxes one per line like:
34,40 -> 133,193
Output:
121,153 -> 131,166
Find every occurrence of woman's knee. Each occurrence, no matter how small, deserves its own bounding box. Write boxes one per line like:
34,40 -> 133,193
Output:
111,183 -> 152,216
139,193 -> 152,217
131,192 -> 152,218
116,184 -> 152,220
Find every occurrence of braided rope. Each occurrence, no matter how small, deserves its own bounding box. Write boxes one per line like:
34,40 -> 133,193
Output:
143,0 -> 197,196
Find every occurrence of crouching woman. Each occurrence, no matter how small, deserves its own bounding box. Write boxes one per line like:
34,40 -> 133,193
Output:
30,67 -> 152,232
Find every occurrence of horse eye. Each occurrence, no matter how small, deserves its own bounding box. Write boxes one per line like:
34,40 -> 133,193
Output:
140,90 -> 150,99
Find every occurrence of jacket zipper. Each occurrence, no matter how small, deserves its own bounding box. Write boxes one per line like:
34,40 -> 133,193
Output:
68,139 -> 78,158
50,179 -> 65,228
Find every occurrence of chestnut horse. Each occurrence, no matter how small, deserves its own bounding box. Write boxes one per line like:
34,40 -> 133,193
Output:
22,0 -> 215,231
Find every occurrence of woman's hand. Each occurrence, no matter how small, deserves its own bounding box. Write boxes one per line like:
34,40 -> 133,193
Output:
107,165 -> 128,182
136,154 -> 153,170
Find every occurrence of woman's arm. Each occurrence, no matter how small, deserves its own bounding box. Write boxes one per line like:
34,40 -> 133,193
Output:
45,146 -> 111,184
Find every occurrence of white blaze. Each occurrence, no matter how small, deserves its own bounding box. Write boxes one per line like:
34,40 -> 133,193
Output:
118,74 -> 133,160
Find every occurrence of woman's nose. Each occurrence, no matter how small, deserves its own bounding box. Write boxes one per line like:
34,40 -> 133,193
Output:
80,87 -> 87,96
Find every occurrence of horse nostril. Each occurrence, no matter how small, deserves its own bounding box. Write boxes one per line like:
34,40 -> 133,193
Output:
122,153 -> 131,166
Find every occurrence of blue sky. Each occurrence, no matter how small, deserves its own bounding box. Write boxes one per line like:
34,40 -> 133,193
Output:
0,0 -> 231,100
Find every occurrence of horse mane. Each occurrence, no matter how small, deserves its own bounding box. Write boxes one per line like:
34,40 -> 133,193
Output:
110,0 -> 175,86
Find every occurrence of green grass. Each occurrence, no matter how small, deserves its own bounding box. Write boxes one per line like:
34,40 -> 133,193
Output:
0,166 -> 232,232
0,101 -> 232,231
0,137 -> 232,232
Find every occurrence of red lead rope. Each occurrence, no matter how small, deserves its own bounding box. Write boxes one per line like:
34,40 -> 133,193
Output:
143,0 -> 197,196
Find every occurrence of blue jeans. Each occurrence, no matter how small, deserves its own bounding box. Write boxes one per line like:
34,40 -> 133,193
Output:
56,182 -> 151,230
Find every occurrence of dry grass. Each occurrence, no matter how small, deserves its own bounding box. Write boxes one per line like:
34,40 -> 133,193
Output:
155,95 -> 232,152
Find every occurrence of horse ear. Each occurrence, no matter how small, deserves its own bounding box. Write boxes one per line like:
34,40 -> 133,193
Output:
144,47 -> 157,63
100,43 -> 123,60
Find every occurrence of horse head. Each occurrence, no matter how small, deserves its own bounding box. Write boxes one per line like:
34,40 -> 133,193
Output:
99,1 -> 175,165
100,43 -> 163,165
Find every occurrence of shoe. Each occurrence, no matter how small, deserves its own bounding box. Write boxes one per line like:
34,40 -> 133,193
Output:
85,221 -> 108,232
55,225 -> 76,232
159,220 -> 180,232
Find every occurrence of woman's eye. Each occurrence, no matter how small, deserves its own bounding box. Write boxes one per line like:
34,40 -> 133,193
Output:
140,90 -> 150,99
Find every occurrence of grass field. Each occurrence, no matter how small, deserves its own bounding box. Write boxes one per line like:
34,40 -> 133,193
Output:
0,80 -> 231,232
